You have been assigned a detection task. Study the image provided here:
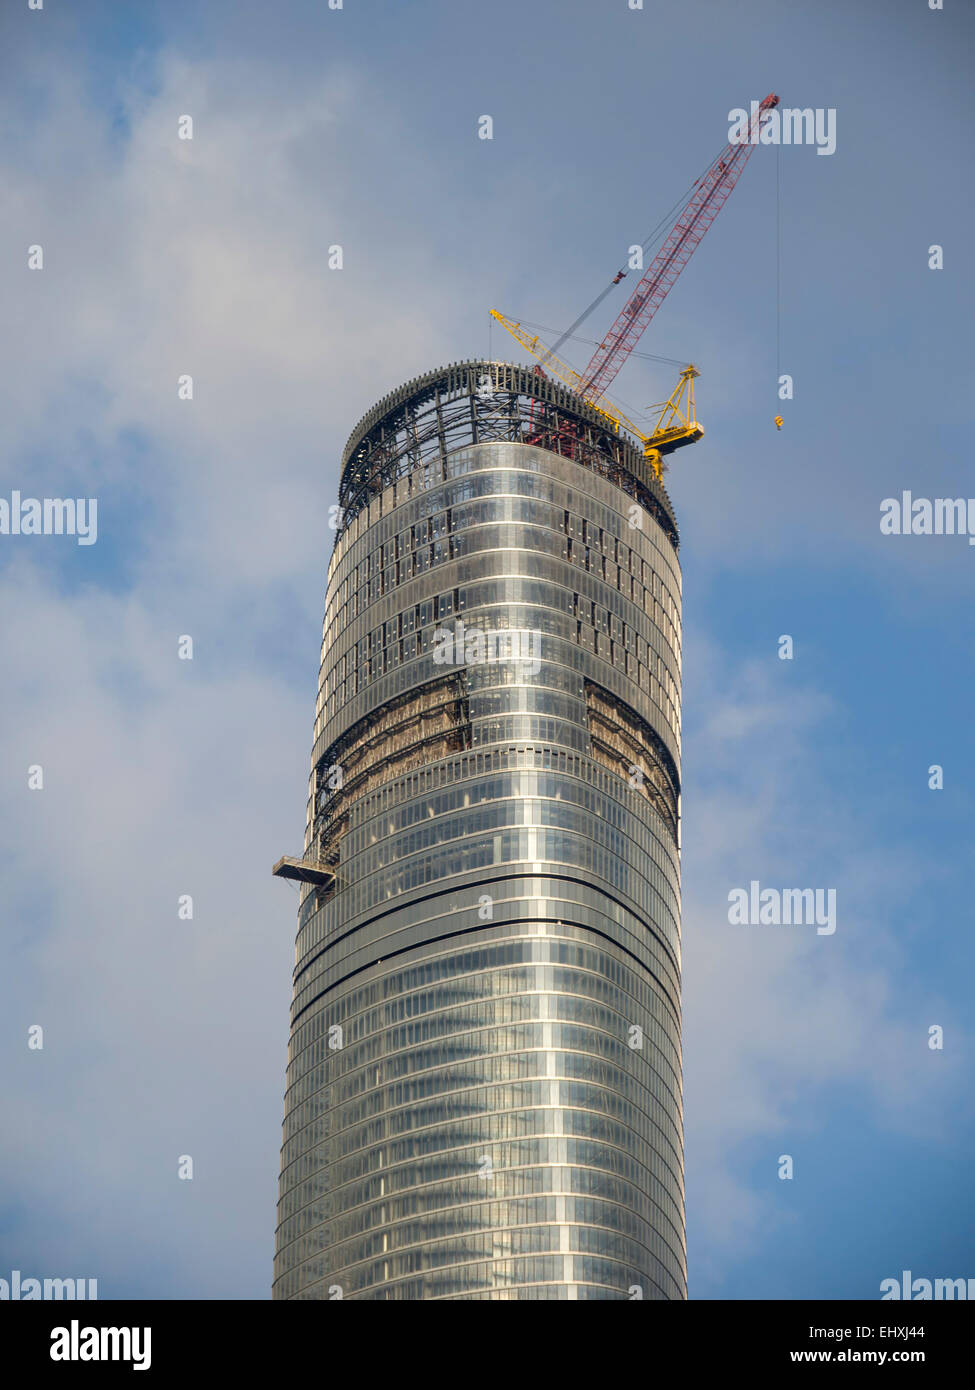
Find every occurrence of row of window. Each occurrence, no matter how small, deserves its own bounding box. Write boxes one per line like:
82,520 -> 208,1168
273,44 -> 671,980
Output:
316,621 -> 680,758
321,521 -> 682,717
324,502 -> 679,645
321,535 -> 680,704
321,796 -> 679,952
283,1216 -> 685,1302
322,579 -> 679,710
288,969 -> 682,1131
275,1160 -> 684,1268
278,1081 -> 685,1245
275,1151 -> 684,1273
326,447 -> 680,597
333,773 -> 677,892
282,1042 -> 684,1168
285,1045 -> 682,1168
278,1193 -> 679,1279
294,882 -> 682,1030
316,551 -> 681,744
321,744 -> 678,875
279,1092 -> 684,1229
277,1240 -> 682,1302
312,627 -> 680,775
286,960 -> 682,1120
285,1000 -> 675,1106
294,825 -> 680,966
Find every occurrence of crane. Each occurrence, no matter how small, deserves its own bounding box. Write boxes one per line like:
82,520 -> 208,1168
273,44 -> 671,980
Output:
490,308 -> 701,481
492,92 -> 779,479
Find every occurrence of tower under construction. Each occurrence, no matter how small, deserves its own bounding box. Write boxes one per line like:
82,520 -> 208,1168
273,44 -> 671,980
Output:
272,361 -> 685,1299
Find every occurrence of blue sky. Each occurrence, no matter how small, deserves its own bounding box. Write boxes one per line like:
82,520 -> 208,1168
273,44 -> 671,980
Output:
1,0 -> 972,1298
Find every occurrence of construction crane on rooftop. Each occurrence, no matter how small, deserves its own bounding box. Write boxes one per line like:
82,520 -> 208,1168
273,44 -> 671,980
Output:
492,91 -> 780,480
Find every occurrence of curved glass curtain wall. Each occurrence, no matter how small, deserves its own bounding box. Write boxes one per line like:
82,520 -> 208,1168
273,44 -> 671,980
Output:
273,365 -> 685,1300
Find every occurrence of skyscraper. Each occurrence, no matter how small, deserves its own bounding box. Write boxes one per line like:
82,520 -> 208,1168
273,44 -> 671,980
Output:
272,361 -> 685,1300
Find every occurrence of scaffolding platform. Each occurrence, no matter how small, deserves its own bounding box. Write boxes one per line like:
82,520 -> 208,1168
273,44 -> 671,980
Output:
272,855 -> 335,887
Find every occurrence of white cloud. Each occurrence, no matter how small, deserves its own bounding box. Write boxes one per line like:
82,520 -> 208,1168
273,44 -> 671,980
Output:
681,630 -> 967,1288
0,44 -> 466,1295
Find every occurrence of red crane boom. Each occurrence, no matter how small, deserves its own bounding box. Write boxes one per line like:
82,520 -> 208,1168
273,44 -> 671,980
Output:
578,93 -> 780,401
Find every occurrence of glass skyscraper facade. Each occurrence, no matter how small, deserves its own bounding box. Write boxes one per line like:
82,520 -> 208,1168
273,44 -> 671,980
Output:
273,361 -> 685,1300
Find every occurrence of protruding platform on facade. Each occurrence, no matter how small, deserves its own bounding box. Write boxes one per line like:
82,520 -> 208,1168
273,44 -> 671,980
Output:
271,855 -> 335,887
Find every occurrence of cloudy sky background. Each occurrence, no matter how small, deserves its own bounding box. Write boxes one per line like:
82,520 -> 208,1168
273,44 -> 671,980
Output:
1,0 -> 972,1298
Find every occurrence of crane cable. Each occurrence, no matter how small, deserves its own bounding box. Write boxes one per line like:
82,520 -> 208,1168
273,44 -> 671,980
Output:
515,320 -> 687,370
776,141 -> 781,381
545,137 -> 736,363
